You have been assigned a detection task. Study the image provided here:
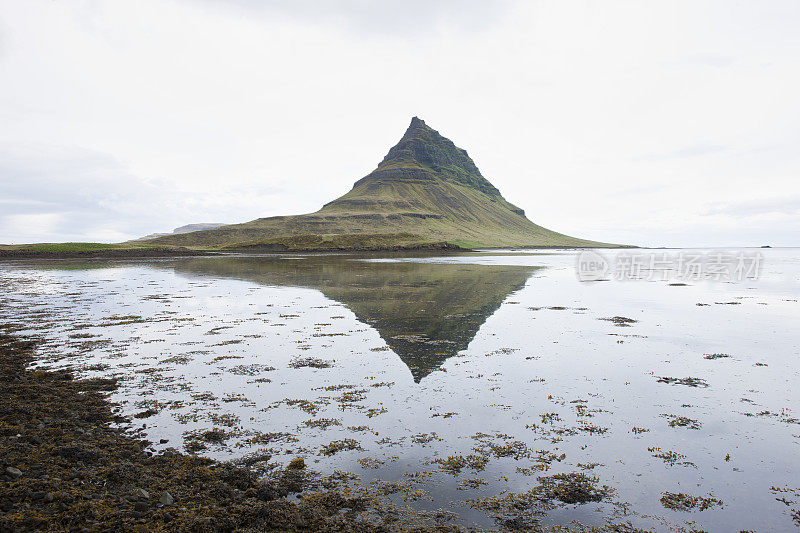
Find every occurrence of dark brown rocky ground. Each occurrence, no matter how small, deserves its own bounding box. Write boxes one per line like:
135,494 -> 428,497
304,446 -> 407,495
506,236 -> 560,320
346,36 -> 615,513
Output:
0,327 -> 462,532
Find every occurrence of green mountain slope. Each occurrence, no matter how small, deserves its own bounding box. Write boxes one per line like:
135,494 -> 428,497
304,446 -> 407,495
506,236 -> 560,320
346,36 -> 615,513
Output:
148,117 -> 620,249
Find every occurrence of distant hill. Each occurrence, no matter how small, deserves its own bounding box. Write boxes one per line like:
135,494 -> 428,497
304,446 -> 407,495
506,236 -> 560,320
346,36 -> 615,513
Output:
135,223 -> 226,241
148,118 -> 620,249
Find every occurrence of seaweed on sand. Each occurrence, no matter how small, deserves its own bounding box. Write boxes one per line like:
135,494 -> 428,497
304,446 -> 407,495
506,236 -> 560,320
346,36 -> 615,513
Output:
319,439 -> 364,456
289,357 -> 334,369
467,472 -> 612,530
657,376 -> 709,388
538,472 -> 611,504
599,316 -> 638,327
663,414 -> 702,429
431,454 -> 488,475
0,328 -> 464,532
770,486 -> 800,525
660,491 -> 723,511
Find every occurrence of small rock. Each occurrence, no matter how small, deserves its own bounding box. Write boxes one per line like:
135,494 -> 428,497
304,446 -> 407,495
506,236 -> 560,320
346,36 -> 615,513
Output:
133,501 -> 149,512
131,488 -> 149,500
158,492 -> 174,506
44,493 -> 54,503
159,438 -> 169,444
5,467 -> 22,479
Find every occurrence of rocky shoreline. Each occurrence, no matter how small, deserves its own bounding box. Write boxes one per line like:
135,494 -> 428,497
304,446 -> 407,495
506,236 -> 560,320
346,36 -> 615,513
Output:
0,327 -> 462,532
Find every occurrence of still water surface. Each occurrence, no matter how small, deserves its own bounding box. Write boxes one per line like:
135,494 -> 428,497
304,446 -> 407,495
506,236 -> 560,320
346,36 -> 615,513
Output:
1,249 -> 798,531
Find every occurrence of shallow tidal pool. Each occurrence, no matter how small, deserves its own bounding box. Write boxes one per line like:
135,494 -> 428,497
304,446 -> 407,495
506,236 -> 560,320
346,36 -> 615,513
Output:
1,249 -> 798,531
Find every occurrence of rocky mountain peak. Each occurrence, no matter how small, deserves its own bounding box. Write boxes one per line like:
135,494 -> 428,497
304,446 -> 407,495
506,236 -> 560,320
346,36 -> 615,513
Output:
372,117 -> 501,196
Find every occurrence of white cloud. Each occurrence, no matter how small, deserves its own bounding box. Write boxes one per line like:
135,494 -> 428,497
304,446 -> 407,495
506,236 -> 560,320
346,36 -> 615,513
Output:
704,196 -> 800,218
0,0 -> 799,246
1,213 -> 61,241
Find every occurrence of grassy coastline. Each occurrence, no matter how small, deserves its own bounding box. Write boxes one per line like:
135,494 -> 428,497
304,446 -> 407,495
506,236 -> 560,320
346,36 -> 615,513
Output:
0,238 -> 632,259
0,244 -> 210,260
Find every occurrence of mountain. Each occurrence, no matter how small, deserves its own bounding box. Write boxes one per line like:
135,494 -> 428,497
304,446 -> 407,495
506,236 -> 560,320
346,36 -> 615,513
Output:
165,255 -> 537,381
147,117 -> 619,249
136,223 -> 226,241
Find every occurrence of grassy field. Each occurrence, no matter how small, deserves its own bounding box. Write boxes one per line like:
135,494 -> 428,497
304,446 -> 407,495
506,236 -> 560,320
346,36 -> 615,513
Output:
0,242 -> 206,258
0,243 -> 158,252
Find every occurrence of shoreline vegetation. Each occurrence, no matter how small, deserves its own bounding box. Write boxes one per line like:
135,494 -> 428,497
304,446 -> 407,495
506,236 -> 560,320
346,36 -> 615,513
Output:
0,327 -> 462,532
0,239 -> 631,260
0,327 -> 651,532
0,244 -> 209,260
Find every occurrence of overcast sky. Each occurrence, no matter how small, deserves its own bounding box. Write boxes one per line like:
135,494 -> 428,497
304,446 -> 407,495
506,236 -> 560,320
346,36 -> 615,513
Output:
1,0 -> 799,247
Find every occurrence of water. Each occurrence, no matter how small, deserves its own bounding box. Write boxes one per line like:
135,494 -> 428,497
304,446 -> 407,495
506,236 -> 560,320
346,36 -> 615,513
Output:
1,249 -> 798,531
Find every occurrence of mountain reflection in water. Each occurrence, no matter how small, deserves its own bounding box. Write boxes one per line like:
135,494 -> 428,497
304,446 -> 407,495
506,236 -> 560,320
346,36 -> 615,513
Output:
166,255 -> 539,381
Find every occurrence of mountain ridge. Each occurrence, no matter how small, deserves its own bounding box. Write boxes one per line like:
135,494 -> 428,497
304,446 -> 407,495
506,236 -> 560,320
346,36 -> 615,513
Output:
135,223 -> 226,241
